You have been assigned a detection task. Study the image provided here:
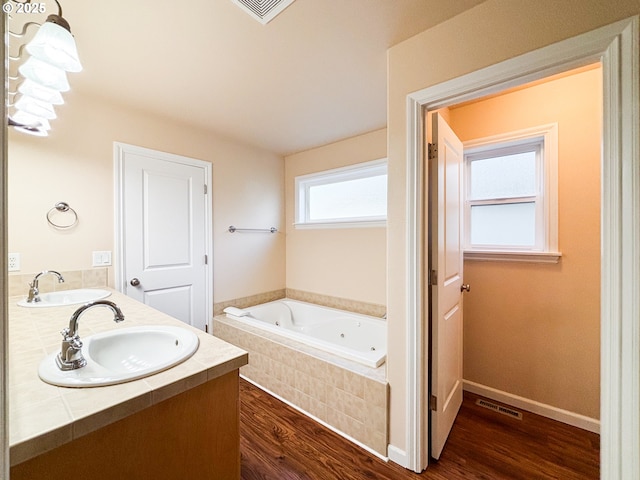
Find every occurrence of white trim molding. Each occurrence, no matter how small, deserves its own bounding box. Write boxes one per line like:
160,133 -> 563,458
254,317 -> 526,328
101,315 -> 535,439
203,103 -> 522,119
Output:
464,250 -> 562,264
293,220 -> 386,229
405,92 -> 427,472
294,158 -> 388,228
404,16 -> 640,477
463,123 -> 559,255
387,444 -> 408,467
463,380 -> 600,434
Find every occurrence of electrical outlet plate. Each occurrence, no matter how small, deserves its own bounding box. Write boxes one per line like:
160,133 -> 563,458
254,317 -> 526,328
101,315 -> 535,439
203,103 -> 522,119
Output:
8,253 -> 20,272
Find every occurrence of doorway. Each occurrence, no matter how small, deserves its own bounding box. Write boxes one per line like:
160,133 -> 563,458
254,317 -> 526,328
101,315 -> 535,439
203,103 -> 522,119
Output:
403,17 -> 639,475
114,143 -> 213,331
429,64 -> 602,460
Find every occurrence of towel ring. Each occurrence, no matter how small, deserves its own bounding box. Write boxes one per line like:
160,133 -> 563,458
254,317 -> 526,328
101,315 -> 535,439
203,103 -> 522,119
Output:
46,202 -> 78,229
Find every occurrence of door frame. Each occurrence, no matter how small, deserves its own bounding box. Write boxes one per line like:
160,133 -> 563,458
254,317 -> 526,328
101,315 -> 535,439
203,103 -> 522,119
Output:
404,17 -> 639,476
113,142 -> 214,329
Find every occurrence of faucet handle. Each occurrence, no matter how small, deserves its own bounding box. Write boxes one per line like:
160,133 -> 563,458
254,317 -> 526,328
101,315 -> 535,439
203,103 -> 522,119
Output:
26,282 -> 40,303
60,327 -> 82,343
70,336 -> 83,350
60,327 -> 72,340
57,328 -> 87,370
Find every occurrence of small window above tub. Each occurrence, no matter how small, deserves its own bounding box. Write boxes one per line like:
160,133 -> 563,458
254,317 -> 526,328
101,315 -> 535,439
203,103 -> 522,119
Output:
294,159 -> 387,229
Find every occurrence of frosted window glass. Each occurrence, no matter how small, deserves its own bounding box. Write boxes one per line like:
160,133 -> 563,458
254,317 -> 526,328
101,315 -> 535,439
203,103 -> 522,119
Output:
470,151 -> 536,200
470,203 -> 535,246
308,174 -> 387,220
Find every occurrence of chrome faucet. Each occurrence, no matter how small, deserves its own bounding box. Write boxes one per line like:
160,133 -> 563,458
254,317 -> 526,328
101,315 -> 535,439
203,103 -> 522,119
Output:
56,300 -> 125,371
27,270 -> 65,303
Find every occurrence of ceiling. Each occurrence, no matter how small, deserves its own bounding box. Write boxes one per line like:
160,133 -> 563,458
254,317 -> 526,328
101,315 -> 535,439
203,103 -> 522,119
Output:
10,0 -> 486,155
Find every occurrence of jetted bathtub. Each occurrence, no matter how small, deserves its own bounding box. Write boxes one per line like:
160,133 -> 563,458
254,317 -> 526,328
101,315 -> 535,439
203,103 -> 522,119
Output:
224,299 -> 386,368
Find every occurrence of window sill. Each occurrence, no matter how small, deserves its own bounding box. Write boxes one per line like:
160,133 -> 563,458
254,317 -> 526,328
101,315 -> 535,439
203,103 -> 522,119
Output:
464,250 -> 562,264
294,220 -> 386,229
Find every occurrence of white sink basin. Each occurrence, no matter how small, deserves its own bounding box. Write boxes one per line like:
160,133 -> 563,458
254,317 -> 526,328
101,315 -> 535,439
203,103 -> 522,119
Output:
18,288 -> 111,308
38,325 -> 200,387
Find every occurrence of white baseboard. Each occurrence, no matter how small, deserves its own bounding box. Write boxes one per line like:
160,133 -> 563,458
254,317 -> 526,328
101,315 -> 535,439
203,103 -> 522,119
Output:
463,380 -> 600,434
386,444 -> 408,468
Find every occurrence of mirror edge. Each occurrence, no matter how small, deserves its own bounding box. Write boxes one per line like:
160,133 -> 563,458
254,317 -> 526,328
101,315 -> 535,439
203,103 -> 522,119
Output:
1,8 -> 9,479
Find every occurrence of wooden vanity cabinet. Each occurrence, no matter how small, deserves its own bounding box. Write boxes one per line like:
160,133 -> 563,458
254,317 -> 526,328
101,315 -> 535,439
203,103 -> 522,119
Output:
11,370 -> 241,480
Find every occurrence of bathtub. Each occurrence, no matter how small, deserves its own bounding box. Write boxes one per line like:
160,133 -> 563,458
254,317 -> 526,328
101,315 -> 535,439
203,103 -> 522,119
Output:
223,299 -> 386,368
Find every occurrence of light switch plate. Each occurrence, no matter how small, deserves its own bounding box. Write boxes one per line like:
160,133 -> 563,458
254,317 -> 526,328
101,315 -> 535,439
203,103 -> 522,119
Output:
92,251 -> 112,266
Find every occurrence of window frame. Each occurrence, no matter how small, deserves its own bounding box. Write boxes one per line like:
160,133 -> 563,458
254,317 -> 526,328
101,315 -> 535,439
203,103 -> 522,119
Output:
294,158 -> 388,229
463,124 -> 561,263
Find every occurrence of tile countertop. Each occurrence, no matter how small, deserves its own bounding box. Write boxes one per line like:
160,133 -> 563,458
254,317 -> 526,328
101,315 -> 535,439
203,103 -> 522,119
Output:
8,289 -> 248,466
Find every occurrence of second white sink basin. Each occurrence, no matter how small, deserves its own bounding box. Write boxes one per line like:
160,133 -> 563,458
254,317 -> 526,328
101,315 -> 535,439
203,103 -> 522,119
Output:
39,325 -> 200,387
18,288 -> 111,308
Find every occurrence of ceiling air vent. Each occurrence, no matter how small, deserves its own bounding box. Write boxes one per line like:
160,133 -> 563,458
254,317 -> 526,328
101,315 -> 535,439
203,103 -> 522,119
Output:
230,0 -> 296,25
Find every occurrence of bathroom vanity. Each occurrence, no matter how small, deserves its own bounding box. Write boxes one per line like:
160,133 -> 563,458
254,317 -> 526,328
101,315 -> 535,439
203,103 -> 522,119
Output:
7,289 -> 248,479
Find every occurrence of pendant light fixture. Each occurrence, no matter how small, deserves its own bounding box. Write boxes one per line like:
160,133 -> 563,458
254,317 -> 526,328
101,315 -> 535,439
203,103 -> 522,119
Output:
8,0 -> 82,136
18,56 -> 71,91
25,14 -> 82,72
18,78 -> 65,105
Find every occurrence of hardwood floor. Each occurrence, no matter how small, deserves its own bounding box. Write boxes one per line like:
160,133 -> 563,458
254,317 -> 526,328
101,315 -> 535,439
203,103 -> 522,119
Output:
239,378 -> 599,480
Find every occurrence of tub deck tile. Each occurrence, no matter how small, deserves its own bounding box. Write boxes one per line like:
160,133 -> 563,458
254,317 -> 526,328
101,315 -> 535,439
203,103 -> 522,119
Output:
214,314 -> 389,456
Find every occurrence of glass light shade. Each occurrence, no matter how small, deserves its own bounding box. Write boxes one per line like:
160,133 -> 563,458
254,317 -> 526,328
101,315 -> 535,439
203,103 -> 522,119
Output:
25,20 -> 82,72
14,125 -> 49,137
19,56 -> 70,92
15,94 -> 57,120
11,110 -> 52,130
19,79 -> 64,105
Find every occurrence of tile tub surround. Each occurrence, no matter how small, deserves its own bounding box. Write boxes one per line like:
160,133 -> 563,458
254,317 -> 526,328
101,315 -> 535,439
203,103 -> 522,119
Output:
9,268 -> 109,298
214,315 -> 389,456
286,288 -> 387,318
8,289 -> 248,466
213,289 -> 286,316
213,288 -> 386,318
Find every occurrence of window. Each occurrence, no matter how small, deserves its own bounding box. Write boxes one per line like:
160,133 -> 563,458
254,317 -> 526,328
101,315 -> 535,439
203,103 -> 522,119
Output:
295,159 -> 387,228
464,125 -> 560,262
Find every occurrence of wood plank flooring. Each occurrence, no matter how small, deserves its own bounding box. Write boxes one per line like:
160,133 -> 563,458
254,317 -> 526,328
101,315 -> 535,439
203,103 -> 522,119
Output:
239,379 -> 599,480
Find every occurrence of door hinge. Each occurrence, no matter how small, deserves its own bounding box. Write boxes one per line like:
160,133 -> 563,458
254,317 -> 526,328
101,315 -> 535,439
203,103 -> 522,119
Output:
430,395 -> 438,411
204,254 -> 208,265
428,143 -> 438,160
204,184 -> 208,194
429,269 -> 438,286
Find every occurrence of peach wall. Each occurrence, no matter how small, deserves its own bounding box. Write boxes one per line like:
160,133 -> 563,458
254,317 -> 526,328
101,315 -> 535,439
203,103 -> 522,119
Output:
386,0 -> 639,456
284,129 -> 387,306
448,67 -> 601,419
8,91 -> 285,305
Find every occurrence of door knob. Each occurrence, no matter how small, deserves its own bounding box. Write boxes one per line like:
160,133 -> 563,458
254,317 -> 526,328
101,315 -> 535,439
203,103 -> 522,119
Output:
130,278 -> 140,287
461,284 -> 470,293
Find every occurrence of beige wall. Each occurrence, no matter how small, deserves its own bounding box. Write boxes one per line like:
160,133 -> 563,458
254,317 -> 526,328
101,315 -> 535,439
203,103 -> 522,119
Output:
284,129 -> 387,306
8,91 -> 285,305
387,0 -> 639,454
448,67 -> 601,419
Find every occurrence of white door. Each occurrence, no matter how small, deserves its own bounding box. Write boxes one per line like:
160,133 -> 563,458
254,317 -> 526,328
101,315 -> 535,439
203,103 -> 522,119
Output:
429,113 -> 466,459
115,143 -> 211,331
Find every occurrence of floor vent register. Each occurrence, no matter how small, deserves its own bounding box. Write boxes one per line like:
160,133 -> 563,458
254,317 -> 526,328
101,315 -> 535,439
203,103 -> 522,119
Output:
476,398 -> 523,420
